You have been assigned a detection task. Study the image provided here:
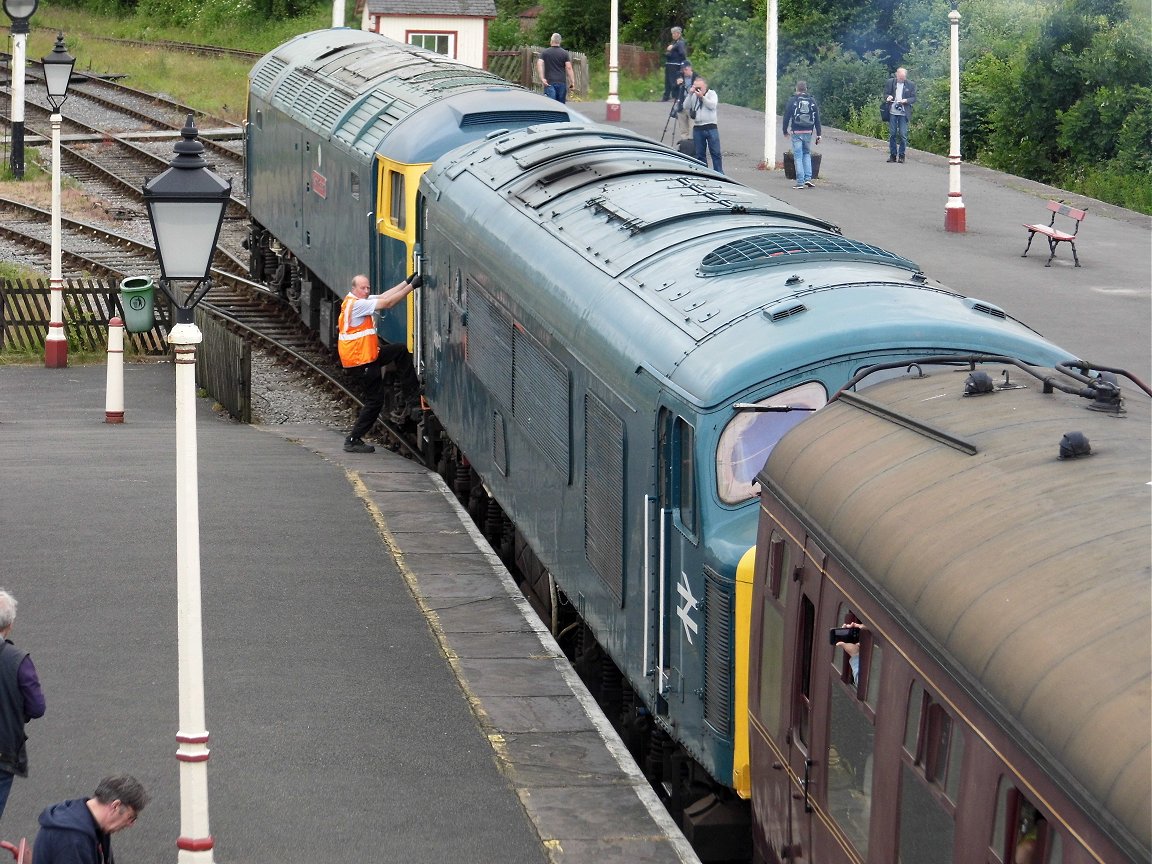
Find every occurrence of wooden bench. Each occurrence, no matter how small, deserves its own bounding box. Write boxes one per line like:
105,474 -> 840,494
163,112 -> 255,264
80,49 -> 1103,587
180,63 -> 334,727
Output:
1022,200 -> 1086,267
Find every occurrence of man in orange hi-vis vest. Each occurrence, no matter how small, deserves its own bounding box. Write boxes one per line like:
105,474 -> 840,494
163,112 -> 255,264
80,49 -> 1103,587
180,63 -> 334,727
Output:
339,272 -> 422,453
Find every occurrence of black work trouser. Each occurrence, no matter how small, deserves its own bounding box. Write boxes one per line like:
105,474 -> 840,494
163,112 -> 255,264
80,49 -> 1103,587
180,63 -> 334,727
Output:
347,346 -> 418,439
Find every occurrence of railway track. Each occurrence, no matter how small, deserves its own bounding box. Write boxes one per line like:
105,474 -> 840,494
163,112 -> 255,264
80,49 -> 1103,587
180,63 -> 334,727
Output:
0,196 -> 421,460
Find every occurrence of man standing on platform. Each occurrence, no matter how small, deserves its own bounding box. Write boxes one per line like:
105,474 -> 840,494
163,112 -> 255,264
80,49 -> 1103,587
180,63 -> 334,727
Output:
884,67 -> 917,163
782,80 -> 822,188
686,76 -> 723,174
662,27 -> 687,101
537,33 -> 574,104
0,588 -> 45,821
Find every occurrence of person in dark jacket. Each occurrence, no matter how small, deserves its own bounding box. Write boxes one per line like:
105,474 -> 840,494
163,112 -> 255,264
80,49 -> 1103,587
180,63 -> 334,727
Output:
0,589 -> 45,820
782,80 -> 823,188
883,67 -> 917,162
662,27 -> 687,101
34,775 -> 148,864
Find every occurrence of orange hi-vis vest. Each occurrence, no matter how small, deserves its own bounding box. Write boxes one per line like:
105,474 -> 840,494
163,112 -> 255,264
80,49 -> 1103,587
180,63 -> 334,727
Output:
338,293 -> 379,368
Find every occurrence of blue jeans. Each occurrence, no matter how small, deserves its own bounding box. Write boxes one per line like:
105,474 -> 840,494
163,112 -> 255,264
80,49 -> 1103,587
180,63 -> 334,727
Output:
791,132 -> 814,183
0,770 -> 13,820
889,112 -> 909,157
693,125 -> 723,174
543,83 -> 568,104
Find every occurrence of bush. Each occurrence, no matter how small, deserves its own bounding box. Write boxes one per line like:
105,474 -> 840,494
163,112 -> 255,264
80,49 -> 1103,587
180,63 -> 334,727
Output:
782,48 -> 889,128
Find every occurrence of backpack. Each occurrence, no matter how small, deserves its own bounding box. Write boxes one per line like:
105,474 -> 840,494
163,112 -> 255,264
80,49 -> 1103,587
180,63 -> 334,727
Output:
793,95 -> 815,127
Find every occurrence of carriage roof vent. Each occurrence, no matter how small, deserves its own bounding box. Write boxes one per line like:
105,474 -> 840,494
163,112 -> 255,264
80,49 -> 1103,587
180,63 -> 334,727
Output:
700,230 -> 918,276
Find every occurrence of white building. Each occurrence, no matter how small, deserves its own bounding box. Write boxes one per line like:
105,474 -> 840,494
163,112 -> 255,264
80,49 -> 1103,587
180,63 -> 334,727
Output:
361,0 -> 497,69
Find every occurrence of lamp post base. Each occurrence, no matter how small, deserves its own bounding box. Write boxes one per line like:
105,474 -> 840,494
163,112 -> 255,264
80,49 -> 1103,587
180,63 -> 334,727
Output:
605,100 -> 621,122
44,337 -> 68,368
945,203 -> 966,233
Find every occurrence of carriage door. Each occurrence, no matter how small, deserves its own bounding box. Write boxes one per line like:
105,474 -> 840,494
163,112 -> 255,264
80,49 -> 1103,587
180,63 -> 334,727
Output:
651,406 -> 698,716
782,536 -> 827,862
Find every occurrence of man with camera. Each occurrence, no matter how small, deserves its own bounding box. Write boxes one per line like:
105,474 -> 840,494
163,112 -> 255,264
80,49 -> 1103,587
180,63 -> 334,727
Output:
685,76 -> 723,174
672,62 -> 697,144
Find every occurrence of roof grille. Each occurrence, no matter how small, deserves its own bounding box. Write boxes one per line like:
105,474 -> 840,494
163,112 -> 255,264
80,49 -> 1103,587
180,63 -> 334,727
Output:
700,230 -> 918,275
969,302 -> 1007,319
461,110 -> 569,129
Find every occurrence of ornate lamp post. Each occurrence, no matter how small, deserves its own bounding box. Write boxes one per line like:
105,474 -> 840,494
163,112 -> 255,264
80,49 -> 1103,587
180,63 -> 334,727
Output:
605,0 -> 620,121
142,114 -> 231,864
41,33 -> 75,368
3,0 -> 38,178
945,0 -> 967,232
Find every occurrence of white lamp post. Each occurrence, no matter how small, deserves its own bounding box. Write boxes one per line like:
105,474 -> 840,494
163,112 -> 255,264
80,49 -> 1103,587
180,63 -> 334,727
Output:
945,0 -> 967,232
3,0 -> 38,179
42,33 -> 75,368
761,0 -> 778,170
606,0 -> 620,121
142,114 -> 231,864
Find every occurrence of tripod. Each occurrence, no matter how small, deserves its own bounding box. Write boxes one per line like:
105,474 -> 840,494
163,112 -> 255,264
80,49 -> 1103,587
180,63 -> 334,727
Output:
660,87 -> 685,144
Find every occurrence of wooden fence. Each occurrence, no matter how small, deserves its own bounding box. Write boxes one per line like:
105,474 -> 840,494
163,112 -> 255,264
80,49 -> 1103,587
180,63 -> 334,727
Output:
195,307 -> 251,424
0,278 -> 170,355
487,47 -> 589,96
1,278 -> 251,423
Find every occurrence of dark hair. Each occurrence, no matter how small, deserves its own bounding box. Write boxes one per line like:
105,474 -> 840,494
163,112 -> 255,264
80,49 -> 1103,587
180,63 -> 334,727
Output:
94,775 -> 149,812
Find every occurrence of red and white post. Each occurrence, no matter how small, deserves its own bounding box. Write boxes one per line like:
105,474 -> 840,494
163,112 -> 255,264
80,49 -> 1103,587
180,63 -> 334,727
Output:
945,0 -> 967,233
104,317 -> 124,423
44,109 -> 69,366
605,0 -> 621,121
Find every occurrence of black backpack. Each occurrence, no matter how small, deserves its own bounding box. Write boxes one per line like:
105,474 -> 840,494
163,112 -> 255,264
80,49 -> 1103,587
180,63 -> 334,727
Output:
793,95 -> 815,127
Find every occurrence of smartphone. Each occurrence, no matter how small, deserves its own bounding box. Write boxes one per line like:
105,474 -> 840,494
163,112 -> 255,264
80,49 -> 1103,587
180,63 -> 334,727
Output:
829,626 -> 861,645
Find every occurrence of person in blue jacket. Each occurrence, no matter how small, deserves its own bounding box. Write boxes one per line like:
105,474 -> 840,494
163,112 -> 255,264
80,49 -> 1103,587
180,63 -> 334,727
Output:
34,775 -> 148,864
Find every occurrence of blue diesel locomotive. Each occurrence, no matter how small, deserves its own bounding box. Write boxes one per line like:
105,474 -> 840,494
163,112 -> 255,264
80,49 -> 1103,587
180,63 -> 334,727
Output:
245,31 -> 1079,855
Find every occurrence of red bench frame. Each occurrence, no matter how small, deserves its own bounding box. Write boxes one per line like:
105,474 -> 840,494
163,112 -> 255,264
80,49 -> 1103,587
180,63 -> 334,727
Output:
1022,200 -> 1086,267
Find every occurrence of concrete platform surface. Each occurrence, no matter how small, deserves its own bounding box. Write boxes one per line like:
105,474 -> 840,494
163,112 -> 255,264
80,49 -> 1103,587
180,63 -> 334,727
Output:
0,362 -> 698,864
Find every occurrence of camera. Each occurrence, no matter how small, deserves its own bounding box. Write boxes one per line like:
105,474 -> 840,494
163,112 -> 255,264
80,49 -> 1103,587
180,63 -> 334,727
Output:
829,626 -> 861,645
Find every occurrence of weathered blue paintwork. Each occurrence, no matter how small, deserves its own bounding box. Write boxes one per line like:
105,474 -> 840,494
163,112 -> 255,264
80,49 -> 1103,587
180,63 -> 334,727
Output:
416,123 -> 1075,786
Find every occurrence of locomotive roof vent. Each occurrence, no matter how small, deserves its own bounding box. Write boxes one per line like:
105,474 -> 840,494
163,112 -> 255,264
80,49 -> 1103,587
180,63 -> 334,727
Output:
699,230 -> 918,276
963,298 -> 1008,319
763,303 -> 808,322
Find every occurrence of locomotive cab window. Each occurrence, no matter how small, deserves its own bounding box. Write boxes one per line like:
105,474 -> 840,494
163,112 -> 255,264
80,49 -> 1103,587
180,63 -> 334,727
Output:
717,381 -> 826,505
389,171 -> 406,231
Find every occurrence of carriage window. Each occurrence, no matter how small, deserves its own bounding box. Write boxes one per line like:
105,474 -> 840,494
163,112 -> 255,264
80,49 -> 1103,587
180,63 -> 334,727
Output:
906,686 -> 964,803
768,536 -> 785,599
350,170 -> 360,200
389,171 -> 406,230
827,644 -> 875,855
832,605 -> 865,690
992,781 -> 1059,864
716,381 -> 827,504
899,762 -> 955,863
865,643 -> 883,709
757,593 -> 785,734
796,594 -> 815,747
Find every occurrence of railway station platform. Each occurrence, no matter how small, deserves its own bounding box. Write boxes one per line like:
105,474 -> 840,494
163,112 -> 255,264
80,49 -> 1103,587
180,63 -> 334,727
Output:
590,99 -> 1151,382
0,363 -> 699,864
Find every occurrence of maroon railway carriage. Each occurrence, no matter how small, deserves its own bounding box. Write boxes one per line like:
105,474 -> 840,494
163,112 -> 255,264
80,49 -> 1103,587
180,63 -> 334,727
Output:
749,360 -> 1151,864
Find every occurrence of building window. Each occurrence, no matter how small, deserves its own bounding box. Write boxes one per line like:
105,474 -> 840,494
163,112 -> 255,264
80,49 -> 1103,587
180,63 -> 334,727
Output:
408,32 -> 455,56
